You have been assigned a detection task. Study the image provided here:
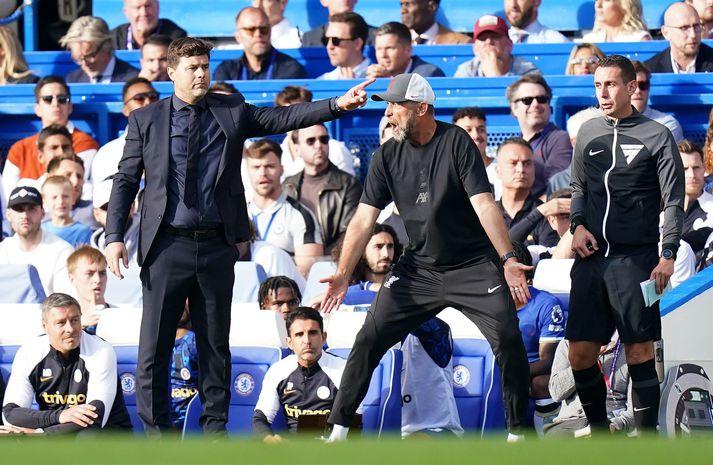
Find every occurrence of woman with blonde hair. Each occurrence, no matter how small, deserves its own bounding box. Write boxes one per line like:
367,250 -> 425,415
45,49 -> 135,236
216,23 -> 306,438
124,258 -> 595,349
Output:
565,43 -> 606,75
0,25 -> 38,84
582,0 -> 652,42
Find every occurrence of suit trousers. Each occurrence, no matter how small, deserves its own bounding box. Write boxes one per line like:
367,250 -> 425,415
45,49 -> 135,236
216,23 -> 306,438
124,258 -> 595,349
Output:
137,230 -> 239,432
328,259 -> 530,433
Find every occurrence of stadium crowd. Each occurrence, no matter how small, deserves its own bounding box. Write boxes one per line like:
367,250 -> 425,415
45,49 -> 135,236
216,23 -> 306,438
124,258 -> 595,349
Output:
0,0 -> 712,439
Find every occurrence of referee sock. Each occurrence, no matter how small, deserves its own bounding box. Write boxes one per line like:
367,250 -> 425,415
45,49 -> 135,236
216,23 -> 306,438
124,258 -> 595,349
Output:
572,363 -> 609,430
326,424 -> 349,442
628,358 -> 660,432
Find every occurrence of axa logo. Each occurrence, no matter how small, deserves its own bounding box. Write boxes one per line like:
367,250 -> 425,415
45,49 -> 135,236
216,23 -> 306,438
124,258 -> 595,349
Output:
620,144 -> 644,164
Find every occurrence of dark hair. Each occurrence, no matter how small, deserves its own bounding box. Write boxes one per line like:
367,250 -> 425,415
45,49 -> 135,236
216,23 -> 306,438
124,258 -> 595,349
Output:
258,276 -> 302,309
285,306 -> 324,335
547,187 -> 573,201
246,138 -> 283,159
452,106 -> 486,123
496,136 -> 533,156
34,75 -> 70,102
506,73 -> 552,103
275,85 -> 313,106
630,59 -> 651,81
678,139 -> 704,163
122,76 -> 153,101
142,33 -> 172,50
38,124 -> 72,150
375,21 -> 411,44
333,223 -> 402,283
41,293 -> 81,320
329,12 -> 369,52
209,81 -> 238,94
167,37 -> 213,69
511,241 -> 534,282
47,153 -> 84,174
597,55 -> 636,84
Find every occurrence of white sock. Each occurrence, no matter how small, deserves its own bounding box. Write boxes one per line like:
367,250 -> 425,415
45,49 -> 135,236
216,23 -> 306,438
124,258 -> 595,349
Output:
327,424 -> 349,442
506,432 -> 525,443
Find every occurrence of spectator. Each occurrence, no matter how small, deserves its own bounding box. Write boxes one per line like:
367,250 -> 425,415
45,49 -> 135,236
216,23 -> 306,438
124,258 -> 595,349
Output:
213,7 -> 307,81
252,307 -> 350,441
301,0 -> 377,47
92,78 -> 159,184
90,178 -> 140,264
257,276 -> 302,317
1,293 -> 132,433
581,0 -> 652,42
252,0 -> 302,48
2,76 -> 99,200
47,155 -> 99,230
507,74 -> 572,197
245,138 -> 324,275
401,0 -> 470,45
677,140 -> 713,253
565,43 -> 605,75
631,61 -> 684,142
60,16 -> 140,83
170,303 -> 199,429
35,125 -> 74,177
139,34 -> 171,81
645,2 -> 713,73
208,81 -> 238,95
271,86 -> 355,177
495,138 -> 561,248
455,15 -> 539,77
41,176 -> 92,248
452,107 -> 500,199
704,108 -> 713,190
67,246 -> 110,334
366,22 -> 445,79
283,124 -> 362,253
0,186 -> 73,295
317,12 -> 371,80
505,0 -> 569,43
0,26 -> 39,84
686,0 -> 713,38
527,188 -> 577,264
111,0 -> 187,50
511,241 -> 565,435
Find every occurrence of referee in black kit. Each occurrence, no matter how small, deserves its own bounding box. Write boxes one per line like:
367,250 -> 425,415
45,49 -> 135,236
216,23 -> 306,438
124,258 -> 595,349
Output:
568,55 -> 684,435
320,73 -> 532,442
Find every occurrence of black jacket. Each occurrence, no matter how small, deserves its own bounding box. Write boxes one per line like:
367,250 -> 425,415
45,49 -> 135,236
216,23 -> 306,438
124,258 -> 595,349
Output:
66,57 -> 140,83
645,43 -> 713,73
213,49 -> 307,81
110,18 -> 187,50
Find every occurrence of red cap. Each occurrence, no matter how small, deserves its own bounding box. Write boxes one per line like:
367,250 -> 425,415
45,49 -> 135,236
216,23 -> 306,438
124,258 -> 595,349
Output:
473,15 -> 508,40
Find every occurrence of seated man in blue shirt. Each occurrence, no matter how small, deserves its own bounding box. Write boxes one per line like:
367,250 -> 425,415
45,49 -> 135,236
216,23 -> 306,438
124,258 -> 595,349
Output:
171,301 -> 199,429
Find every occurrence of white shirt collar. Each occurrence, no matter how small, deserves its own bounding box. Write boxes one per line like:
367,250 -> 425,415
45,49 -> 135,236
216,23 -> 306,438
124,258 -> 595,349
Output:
669,50 -> 697,74
411,22 -> 439,45
92,56 -> 115,83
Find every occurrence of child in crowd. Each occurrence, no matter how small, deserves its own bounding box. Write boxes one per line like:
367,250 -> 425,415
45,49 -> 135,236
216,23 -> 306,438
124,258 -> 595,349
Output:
41,175 -> 92,247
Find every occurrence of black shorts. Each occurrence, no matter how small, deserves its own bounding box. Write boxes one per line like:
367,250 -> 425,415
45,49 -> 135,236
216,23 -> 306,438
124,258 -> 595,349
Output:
566,247 -> 661,344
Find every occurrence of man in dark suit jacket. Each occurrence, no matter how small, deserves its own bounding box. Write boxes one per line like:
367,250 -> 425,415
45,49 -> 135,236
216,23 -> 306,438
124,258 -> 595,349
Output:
646,2 -> 713,73
366,22 -> 445,79
59,15 -> 141,83
105,37 -> 372,434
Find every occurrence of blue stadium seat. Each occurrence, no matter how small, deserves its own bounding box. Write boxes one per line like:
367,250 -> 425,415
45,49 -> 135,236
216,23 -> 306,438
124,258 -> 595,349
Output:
114,345 -> 142,434
301,261 -> 336,306
327,347 -> 403,436
0,264 -> 46,304
0,345 -> 20,389
451,338 -> 506,434
233,262 -> 267,303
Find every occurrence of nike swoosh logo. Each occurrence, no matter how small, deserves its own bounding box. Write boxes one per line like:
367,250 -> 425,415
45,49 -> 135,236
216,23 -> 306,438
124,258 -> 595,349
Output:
487,285 -> 502,293
589,149 -> 604,156
39,377 -> 53,382
633,406 -> 650,412
283,389 -> 295,395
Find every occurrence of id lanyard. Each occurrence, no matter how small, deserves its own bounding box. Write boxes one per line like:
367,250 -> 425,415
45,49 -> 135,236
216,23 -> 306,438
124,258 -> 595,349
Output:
598,340 -> 621,393
241,49 -> 277,80
252,205 -> 281,241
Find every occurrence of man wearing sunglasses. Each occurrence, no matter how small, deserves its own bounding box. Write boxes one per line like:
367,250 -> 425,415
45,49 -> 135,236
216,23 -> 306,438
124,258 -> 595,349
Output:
646,2 -> 713,73
214,7 -> 306,81
630,61 -> 684,143
2,76 -> 99,204
301,0 -> 377,47
507,74 -> 572,198
92,78 -> 159,185
318,12 -> 371,80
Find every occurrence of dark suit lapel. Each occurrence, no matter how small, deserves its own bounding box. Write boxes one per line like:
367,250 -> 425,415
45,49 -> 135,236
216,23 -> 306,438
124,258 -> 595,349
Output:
156,98 -> 172,181
206,94 -> 236,181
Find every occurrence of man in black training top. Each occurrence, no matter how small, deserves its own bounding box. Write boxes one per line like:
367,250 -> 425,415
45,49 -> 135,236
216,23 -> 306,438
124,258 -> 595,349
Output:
568,55 -> 684,435
321,73 -> 532,442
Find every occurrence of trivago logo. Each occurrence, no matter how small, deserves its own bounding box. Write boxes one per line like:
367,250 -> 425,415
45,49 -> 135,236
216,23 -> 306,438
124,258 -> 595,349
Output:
41,392 -> 86,405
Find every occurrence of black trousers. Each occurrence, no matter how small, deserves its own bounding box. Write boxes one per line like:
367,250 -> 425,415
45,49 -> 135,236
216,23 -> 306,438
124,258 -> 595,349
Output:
137,230 -> 238,432
328,259 -> 530,432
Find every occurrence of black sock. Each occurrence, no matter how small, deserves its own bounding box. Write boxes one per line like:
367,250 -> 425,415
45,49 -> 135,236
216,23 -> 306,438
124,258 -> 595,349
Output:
628,358 -> 660,431
572,363 -> 608,429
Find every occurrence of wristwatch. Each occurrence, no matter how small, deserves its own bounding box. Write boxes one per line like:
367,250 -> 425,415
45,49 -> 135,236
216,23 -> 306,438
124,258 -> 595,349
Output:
569,218 -> 584,235
661,248 -> 675,260
501,251 -> 516,265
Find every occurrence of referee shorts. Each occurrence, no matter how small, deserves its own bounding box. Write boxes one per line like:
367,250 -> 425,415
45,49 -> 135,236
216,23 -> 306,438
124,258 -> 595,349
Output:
566,246 -> 661,344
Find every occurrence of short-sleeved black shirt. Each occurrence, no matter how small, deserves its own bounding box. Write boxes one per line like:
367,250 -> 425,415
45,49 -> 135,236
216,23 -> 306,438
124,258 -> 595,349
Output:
361,121 -> 495,269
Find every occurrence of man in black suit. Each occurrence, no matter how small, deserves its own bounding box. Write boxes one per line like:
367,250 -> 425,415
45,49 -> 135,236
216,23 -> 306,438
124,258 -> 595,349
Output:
59,16 -> 140,84
105,37 -> 372,434
646,2 -> 713,73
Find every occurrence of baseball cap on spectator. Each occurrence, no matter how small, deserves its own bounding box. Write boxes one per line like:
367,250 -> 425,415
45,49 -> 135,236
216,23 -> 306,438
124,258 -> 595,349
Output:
92,178 -> 113,209
473,15 -> 508,40
7,186 -> 42,210
371,73 -> 436,105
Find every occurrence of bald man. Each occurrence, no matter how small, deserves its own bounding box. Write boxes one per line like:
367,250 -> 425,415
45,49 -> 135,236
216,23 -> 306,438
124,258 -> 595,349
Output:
646,2 -> 713,73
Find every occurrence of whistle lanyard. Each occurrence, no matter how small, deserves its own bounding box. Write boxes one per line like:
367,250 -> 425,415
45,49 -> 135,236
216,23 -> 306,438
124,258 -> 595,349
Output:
598,340 -> 621,393
252,205 -> 281,241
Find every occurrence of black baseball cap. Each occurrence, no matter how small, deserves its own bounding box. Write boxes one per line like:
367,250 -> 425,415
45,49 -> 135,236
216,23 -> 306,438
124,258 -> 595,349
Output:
7,186 -> 42,210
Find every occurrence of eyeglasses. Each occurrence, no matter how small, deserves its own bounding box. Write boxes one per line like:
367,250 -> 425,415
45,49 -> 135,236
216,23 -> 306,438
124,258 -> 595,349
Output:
72,40 -> 109,64
514,95 -> 550,105
305,135 -> 329,146
570,57 -> 600,66
39,94 -> 70,105
124,91 -> 159,104
636,80 -> 650,91
240,25 -> 270,36
321,36 -> 355,47
668,23 -> 702,34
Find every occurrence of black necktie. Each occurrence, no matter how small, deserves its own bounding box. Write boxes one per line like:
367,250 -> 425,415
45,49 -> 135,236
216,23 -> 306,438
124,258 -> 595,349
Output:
415,35 -> 427,45
183,105 -> 200,208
